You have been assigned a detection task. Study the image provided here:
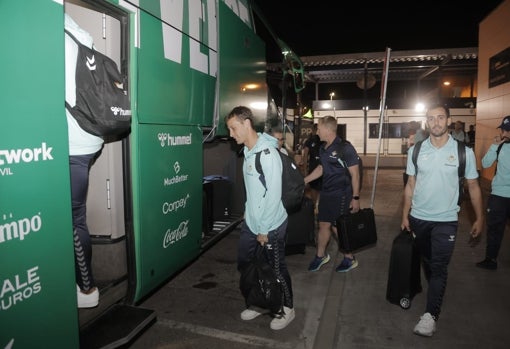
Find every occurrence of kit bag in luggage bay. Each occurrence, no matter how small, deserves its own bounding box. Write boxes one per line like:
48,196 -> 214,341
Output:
386,230 -> 422,309
285,197 -> 315,255
337,208 -> 377,253
203,175 -> 232,221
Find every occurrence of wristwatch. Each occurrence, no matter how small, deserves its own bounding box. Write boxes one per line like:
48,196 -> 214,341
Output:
353,196 -> 360,200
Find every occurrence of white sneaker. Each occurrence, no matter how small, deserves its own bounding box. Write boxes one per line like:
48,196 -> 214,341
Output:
270,306 -> 295,330
413,312 -> 436,337
240,307 -> 268,321
77,285 -> 99,308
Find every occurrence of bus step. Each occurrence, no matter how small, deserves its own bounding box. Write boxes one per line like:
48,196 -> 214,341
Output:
80,304 -> 156,349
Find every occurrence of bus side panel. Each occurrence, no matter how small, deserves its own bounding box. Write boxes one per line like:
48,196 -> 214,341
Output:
136,7 -> 216,126
217,2 -> 269,135
133,125 -> 202,300
0,1 -> 79,348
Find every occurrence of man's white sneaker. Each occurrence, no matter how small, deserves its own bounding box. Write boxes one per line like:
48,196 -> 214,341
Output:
413,312 -> 436,337
270,306 -> 295,330
240,307 -> 268,321
77,285 -> 99,308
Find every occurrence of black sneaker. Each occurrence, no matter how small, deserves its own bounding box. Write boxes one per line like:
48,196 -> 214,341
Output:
476,258 -> 497,270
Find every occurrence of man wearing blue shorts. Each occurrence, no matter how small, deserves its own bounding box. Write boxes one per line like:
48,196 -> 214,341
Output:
304,116 -> 361,272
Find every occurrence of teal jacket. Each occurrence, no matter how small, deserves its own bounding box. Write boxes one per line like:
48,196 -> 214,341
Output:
482,142 -> 510,198
243,133 -> 287,235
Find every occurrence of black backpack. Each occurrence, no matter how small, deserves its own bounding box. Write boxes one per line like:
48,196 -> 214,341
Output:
412,139 -> 466,205
255,148 -> 305,214
65,29 -> 131,139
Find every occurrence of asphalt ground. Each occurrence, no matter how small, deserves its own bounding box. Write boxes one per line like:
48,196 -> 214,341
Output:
126,168 -> 510,349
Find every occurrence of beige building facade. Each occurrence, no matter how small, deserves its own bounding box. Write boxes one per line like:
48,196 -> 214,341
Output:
476,0 -> 510,183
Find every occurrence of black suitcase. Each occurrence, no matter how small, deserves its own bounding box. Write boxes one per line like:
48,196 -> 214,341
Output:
285,197 -> 315,255
386,230 -> 422,309
337,208 -> 377,253
202,181 -> 213,234
203,175 -> 232,220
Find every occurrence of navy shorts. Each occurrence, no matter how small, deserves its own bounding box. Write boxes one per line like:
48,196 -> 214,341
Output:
317,191 -> 352,223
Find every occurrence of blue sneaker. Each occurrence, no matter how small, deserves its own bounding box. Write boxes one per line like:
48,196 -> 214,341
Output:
308,254 -> 330,271
335,256 -> 358,272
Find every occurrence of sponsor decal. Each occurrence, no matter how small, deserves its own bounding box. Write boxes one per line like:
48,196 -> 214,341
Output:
0,143 -> 54,176
0,266 -> 42,311
0,212 -> 42,244
163,220 -> 189,248
157,133 -> 193,147
162,194 -> 190,214
159,0 -> 251,76
164,161 -> 189,186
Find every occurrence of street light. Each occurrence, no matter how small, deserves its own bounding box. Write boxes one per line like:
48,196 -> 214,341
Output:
329,92 -> 336,117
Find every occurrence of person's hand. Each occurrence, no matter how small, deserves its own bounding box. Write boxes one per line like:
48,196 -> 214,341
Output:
401,217 -> 410,232
469,219 -> 483,239
350,198 -> 361,213
257,234 -> 268,246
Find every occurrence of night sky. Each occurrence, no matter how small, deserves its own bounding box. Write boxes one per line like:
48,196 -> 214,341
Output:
251,1 -> 505,109
254,0 -> 505,62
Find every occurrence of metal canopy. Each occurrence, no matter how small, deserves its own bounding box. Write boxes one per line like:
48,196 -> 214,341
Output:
267,47 -> 478,84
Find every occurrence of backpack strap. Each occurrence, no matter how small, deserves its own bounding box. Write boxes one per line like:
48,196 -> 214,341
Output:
457,140 -> 466,178
456,140 -> 466,206
411,140 -> 424,174
64,29 -> 80,45
495,141 -> 509,175
496,141 -> 507,159
64,29 -> 80,113
255,149 -> 270,197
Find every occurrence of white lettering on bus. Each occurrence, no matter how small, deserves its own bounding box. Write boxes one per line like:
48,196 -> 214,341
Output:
162,194 -> 190,214
0,212 -> 42,244
157,133 -> 192,147
160,0 -> 216,76
159,0 -> 250,77
164,174 -> 189,186
0,266 -> 42,311
223,0 -> 251,24
0,142 -> 53,166
163,220 -> 190,248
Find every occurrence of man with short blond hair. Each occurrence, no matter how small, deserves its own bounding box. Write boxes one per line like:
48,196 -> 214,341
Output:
304,115 -> 361,273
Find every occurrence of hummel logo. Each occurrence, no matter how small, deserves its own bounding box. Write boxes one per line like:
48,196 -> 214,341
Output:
448,235 -> 455,242
86,55 -> 96,71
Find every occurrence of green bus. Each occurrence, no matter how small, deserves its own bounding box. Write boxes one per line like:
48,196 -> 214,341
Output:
0,0 -> 304,348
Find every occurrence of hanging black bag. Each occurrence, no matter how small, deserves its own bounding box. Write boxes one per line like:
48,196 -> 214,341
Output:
65,29 -> 131,139
239,244 -> 283,314
337,207 -> 377,253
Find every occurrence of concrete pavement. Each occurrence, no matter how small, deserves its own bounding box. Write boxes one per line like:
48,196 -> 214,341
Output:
126,168 -> 510,349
